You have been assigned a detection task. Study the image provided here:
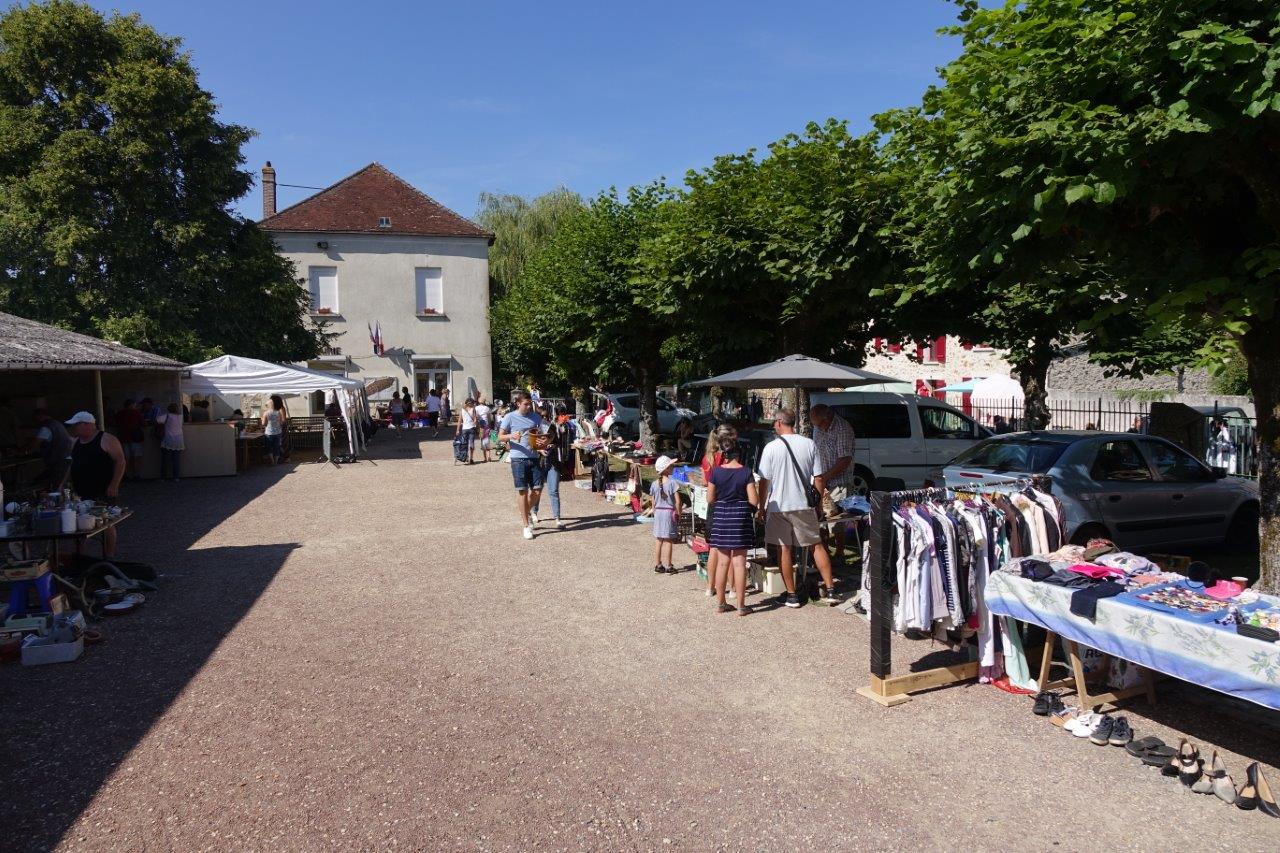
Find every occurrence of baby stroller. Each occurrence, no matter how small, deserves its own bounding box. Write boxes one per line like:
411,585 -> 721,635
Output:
452,432 -> 469,464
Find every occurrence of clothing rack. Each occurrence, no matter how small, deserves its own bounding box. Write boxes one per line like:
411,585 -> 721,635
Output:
856,475 -> 1051,707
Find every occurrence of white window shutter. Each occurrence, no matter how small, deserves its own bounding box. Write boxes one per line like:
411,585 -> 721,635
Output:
309,266 -> 338,312
415,268 -> 444,313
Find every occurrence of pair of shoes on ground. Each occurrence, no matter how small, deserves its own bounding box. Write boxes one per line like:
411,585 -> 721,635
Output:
1162,739 -> 1279,814
1041,700 -> 1132,746
773,587 -> 840,609
653,564 -> 678,574
715,602 -> 750,616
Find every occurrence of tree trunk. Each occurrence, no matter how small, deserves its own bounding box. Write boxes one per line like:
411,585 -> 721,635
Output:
637,366 -> 660,452
710,385 -> 724,418
796,386 -> 812,437
1242,323 -> 1279,593
1016,339 -> 1054,430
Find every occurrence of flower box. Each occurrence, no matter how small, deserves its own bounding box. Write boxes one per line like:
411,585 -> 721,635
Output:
316,307 -> 333,315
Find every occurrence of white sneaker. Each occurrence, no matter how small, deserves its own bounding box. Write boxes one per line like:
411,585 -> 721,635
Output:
522,526 -> 534,540
529,510 -> 539,525
1068,712 -> 1098,738
555,518 -> 565,529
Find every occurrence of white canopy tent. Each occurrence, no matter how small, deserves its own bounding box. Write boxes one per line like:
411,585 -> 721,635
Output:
183,355 -> 369,456
969,374 -> 1024,401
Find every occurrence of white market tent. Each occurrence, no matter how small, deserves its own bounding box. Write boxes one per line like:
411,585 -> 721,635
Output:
183,355 -> 369,456
969,374 -> 1024,401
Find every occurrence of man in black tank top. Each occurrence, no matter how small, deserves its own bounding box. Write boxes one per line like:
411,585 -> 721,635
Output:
66,411 -> 126,556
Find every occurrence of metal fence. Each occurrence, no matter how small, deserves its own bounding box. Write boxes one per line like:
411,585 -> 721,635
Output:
967,397 -> 1259,479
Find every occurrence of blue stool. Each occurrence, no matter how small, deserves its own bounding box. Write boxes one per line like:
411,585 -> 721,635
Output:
6,572 -> 55,617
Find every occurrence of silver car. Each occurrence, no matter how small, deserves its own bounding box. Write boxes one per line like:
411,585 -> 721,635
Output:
600,392 -> 699,439
942,431 -> 1260,550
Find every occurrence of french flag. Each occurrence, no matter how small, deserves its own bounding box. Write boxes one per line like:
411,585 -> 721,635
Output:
368,321 -> 384,356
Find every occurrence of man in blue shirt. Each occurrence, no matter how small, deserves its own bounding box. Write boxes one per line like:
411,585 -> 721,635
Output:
498,390 -> 547,539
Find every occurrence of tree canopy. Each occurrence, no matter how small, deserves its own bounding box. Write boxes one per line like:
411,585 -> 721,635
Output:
478,187 -> 584,390
879,0 -> 1279,586
0,0 -> 321,363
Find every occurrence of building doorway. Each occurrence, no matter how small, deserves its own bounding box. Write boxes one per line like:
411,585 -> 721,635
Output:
413,360 -> 451,401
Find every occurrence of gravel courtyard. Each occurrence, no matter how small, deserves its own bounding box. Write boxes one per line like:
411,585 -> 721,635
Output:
3,433 -> 1279,851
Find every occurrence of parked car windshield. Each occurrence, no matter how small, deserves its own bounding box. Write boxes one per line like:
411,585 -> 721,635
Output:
950,437 -> 1070,472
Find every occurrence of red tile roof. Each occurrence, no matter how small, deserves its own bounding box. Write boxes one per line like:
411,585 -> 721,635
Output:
260,163 -> 492,240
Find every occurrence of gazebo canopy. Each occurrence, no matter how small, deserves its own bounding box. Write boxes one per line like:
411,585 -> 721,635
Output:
685,354 -> 899,390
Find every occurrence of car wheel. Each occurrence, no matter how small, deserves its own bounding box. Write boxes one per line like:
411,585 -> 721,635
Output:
1227,504 -> 1260,554
1070,523 -> 1110,547
850,466 -> 874,497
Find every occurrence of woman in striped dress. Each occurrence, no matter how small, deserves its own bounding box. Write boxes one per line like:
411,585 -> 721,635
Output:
707,432 -> 757,615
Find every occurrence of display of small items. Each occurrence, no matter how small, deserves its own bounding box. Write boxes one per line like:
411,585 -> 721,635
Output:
1134,586 -> 1226,615
1244,606 -> 1280,632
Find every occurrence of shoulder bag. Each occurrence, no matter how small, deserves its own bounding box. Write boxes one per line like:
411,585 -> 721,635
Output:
778,436 -> 821,509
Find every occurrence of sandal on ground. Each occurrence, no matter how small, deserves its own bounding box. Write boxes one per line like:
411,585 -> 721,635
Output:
716,603 -> 735,614
1124,736 -> 1165,758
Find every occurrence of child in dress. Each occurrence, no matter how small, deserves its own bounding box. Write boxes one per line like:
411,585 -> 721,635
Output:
650,455 -> 683,574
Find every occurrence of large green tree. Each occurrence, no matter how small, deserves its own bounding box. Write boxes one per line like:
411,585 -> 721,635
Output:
893,0 -> 1280,587
504,184 -> 676,447
644,120 -> 902,378
0,0 -> 321,363
477,188 -> 584,394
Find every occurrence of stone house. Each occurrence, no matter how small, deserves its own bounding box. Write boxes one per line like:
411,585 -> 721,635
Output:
259,162 -> 494,409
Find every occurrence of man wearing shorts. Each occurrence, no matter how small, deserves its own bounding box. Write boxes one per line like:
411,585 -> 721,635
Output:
755,409 -> 839,607
810,403 -> 857,565
498,391 -> 546,540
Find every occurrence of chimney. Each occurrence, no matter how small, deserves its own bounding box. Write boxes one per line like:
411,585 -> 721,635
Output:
262,161 -> 277,219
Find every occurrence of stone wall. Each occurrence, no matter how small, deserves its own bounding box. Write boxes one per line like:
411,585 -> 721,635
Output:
861,336 -> 1233,404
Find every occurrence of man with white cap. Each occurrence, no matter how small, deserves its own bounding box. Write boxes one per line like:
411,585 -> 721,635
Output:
66,411 -> 126,556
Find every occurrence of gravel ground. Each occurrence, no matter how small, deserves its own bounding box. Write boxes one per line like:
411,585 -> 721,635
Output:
3,432 -> 1280,851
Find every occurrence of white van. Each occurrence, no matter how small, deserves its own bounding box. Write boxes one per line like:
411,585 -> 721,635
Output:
809,391 -> 991,493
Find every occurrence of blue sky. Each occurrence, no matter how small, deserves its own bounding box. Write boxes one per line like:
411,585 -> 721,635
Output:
89,1 -> 964,221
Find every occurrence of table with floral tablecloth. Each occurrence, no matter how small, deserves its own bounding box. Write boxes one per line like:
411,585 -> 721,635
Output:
984,570 -> 1280,711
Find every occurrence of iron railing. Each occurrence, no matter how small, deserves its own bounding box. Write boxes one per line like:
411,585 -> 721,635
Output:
968,397 -> 1258,478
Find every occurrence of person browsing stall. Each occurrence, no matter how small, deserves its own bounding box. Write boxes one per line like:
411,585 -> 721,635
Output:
707,430 -> 757,616
262,394 -> 288,463
66,411 -> 125,557
113,399 -> 146,480
156,403 -> 185,481
530,402 -> 576,530
649,455 -> 683,574
456,398 -> 478,464
33,408 -> 74,490
425,389 -> 443,436
474,395 -> 493,463
810,403 -> 857,567
699,424 -> 738,599
499,391 -> 547,540
756,409 -> 840,607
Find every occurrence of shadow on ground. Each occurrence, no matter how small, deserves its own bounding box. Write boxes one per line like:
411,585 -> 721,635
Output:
0,463 -> 302,851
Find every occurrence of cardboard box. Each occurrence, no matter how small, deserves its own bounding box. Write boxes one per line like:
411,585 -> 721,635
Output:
2,560 -> 49,581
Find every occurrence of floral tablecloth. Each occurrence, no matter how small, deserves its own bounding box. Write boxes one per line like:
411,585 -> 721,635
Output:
984,571 -> 1280,711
